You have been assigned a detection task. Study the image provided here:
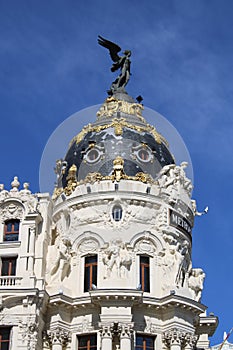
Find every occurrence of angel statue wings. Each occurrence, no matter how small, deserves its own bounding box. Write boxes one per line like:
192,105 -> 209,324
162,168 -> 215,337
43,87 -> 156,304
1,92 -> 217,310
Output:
98,35 -> 131,95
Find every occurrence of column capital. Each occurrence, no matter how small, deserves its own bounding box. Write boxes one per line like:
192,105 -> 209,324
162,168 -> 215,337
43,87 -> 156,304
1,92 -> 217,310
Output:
163,328 -> 186,347
184,333 -> 198,349
45,327 -> 71,346
100,324 -> 113,338
119,323 -> 134,339
163,329 -> 198,349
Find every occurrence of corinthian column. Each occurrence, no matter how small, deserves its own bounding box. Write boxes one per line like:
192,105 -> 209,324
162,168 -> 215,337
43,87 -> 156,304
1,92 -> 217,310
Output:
119,324 -> 132,350
184,334 -> 198,350
46,328 -> 70,350
100,325 -> 112,350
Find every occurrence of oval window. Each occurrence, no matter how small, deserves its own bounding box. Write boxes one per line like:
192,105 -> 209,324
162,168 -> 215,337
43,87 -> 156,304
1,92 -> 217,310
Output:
112,205 -> 123,222
86,149 -> 100,163
137,148 -> 151,162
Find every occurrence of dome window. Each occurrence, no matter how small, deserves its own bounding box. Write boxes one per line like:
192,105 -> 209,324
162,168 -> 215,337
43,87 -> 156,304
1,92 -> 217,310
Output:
85,148 -> 100,163
132,144 -> 153,163
112,205 -> 123,222
138,148 -> 150,161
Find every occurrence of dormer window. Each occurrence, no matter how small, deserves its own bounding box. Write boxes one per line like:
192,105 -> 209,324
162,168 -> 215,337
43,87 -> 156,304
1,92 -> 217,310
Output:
4,220 -> 20,242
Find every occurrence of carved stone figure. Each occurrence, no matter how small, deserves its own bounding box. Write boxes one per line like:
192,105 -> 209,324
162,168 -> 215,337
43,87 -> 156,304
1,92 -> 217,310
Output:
188,268 -> 205,301
175,242 -> 191,288
161,241 -> 191,291
98,35 -> 131,95
158,163 -> 193,202
103,240 -> 132,279
20,183 -> 38,213
0,184 -> 8,201
191,199 -> 208,216
161,247 -> 177,290
49,237 -> 72,282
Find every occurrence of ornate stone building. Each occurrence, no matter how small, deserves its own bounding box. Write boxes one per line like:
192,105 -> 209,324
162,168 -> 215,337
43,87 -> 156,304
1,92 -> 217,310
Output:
0,42 -> 218,349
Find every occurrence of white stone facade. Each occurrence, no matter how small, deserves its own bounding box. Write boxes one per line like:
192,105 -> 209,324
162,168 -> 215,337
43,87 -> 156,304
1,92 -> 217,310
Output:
0,97 -> 218,349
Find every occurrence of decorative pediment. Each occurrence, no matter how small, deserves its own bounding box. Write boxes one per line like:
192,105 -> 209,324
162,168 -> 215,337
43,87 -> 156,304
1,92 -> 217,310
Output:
0,200 -> 24,222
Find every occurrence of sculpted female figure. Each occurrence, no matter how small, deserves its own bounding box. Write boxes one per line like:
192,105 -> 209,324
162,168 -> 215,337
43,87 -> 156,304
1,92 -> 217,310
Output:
98,35 -> 131,95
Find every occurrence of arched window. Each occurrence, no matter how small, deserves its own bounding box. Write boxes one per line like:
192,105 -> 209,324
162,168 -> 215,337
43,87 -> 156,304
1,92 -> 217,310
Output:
4,219 -> 20,241
112,205 -> 123,222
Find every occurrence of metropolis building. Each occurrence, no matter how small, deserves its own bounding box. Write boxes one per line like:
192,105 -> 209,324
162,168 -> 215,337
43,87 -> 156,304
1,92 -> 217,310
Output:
0,39 -> 218,350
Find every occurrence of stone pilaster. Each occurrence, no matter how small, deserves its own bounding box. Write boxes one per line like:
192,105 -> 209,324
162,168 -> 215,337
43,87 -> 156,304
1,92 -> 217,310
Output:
119,323 -> 133,350
100,324 -> 113,350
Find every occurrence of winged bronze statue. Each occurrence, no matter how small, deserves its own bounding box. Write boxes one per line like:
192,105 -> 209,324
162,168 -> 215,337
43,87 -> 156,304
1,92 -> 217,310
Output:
98,35 -> 131,95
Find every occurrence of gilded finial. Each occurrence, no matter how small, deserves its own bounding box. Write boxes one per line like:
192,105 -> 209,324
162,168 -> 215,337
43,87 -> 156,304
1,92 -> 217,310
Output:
112,156 -> 125,182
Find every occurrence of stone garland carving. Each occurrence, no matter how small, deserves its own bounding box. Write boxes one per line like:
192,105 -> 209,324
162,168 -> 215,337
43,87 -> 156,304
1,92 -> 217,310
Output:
158,162 -> 193,202
135,238 -> 156,256
76,316 -> 94,333
69,207 -> 104,227
102,240 -> 132,279
188,268 -> 205,302
20,320 -> 38,350
79,239 -> 99,253
154,206 -> 168,231
133,205 -> 157,225
144,316 -> 158,334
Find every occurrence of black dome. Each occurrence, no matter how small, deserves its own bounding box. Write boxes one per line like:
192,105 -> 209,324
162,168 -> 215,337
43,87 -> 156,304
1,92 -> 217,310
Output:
61,125 -> 174,188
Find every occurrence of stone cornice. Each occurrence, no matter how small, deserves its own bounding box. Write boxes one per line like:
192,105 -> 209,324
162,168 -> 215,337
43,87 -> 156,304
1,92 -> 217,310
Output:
143,294 -> 206,314
195,314 -> 219,336
47,290 -> 205,315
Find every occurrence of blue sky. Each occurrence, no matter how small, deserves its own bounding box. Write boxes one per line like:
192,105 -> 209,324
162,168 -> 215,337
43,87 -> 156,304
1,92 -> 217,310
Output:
0,0 -> 232,345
